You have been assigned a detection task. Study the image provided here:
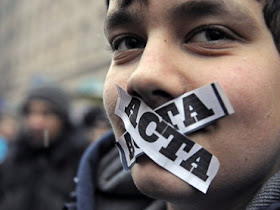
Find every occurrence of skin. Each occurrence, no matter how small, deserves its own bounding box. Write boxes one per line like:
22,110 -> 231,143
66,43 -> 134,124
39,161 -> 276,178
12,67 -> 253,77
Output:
0,115 -> 17,142
103,0 -> 280,209
24,99 -> 63,147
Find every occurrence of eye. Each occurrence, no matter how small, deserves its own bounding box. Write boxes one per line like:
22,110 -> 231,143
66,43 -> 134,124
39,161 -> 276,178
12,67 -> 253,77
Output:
186,25 -> 236,43
111,35 -> 146,51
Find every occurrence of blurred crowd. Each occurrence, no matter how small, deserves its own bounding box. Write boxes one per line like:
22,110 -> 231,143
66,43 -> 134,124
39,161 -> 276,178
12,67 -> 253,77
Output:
0,83 -> 111,210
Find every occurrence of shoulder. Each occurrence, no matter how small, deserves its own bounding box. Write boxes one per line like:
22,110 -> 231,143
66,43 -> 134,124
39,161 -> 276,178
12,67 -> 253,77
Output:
75,131 -> 115,210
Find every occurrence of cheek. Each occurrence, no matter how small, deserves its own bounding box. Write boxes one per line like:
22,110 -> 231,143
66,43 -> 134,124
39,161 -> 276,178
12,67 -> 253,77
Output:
214,57 -> 280,129
103,69 -> 128,138
210,59 -> 280,183
103,84 -> 117,122
228,84 -> 280,161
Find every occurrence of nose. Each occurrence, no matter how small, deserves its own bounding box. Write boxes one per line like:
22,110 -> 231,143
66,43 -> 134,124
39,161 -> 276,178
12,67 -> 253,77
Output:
127,36 -> 189,109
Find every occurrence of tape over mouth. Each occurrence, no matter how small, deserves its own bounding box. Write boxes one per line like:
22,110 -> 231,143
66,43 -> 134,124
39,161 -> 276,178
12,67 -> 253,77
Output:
115,83 -> 234,194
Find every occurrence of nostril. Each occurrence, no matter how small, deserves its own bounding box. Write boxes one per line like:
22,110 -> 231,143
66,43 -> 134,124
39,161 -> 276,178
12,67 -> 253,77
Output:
146,90 -> 174,109
128,90 -> 142,98
152,90 -> 172,99
130,89 -> 172,99
127,89 -> 173,109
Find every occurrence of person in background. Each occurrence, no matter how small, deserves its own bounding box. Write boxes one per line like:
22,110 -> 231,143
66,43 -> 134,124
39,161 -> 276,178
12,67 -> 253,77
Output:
0,112 -> 18,143
81,106 -> 111,143
0,84 -> 89,210
0,112 -> 18,163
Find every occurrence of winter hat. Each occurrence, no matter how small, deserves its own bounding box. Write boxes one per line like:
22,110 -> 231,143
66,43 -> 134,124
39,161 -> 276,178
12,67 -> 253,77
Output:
21,84 -> 71,124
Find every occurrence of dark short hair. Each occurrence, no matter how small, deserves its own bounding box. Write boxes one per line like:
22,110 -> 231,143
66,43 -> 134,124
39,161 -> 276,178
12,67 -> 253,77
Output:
263,0 -> 280,49
105,0 -> 280,51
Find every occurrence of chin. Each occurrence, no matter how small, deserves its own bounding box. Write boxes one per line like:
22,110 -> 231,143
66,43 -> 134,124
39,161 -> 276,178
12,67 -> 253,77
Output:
131,155 -> 202,202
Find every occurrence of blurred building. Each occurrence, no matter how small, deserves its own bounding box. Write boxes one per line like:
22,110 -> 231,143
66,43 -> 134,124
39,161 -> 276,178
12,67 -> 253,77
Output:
0,0 -> 111,108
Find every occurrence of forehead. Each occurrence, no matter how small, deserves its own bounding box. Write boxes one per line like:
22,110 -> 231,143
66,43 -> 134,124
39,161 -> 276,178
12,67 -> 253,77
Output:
106,0 -> 263,20
27,99 -> 54,111
105,0 -> 264,35
108,0 -> 262,8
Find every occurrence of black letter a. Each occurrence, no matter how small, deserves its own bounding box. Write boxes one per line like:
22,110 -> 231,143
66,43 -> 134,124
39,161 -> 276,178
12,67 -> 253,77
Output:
183,94 -> 214,126
125,98 -> 140,128
180,148 -> 211,181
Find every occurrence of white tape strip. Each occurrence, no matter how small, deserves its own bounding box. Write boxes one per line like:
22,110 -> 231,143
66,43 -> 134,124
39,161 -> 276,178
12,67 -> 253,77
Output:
115,83 -> 234,193
116,83 -> 233,169
154,82 -> 234,134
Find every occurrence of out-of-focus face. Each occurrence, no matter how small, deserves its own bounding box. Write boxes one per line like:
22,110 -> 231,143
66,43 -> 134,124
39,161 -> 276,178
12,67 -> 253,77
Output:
103,0 -> 280,209
24,99 -> 63,147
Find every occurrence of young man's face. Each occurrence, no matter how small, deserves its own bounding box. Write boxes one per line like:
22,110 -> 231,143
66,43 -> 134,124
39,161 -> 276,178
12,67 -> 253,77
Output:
104,0 -> 280,207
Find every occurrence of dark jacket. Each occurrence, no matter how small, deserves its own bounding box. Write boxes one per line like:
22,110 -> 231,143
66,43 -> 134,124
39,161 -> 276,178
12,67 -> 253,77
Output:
0,129 -> 89,210
69,131 -> 280,210
66,131 -> 163,210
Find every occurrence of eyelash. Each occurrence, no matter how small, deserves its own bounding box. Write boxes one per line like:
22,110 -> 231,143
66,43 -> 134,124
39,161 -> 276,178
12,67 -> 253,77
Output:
185,25 -> 237,43
110,34 -> 146,51
109,25 -> 238,51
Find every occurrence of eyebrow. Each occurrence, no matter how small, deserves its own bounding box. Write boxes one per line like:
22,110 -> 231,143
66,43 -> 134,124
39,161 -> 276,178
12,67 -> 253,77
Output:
105,0 -> 149,35
170,0 -> 256,25
104,10 -> 138,37
171,0 -> 225,18
104,5 -> 145,37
